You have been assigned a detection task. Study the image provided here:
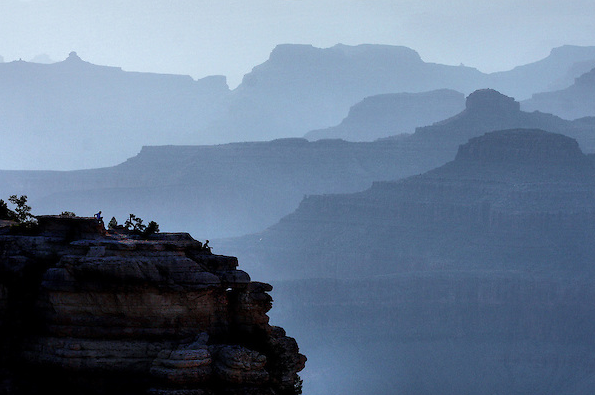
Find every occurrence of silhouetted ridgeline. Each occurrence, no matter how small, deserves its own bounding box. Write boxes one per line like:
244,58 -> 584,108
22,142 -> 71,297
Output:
2,44 -> 595,170
0,52 -> 229,169
0,138 -> 434,239
399,88 -> 595,169
205,44 -> 595,143
304,89 -> 466,141
1,89 -> 594,242
223,129 -> 595,279
522,67 -> 595,120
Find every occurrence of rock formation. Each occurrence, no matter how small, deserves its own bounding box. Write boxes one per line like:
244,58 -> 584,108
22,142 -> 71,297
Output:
222,129 -> 595,279
0,138 -> 435,240
403,88 -> 595,170
522,67 -> 595,120
0,216 -> 305,394
304,89 -> 465,142
219,129 -> 595,394
0,53 -> 229,170
2,89 -> 593,242
485,44 -> 595,100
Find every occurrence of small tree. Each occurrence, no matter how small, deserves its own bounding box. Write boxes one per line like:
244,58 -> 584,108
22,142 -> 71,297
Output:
108,217 -> 118,230
125,213 -> 146,233
8,195 -> 34,224
143,221 -> 160,238
123,214 -> 159,238
60,211 -> 77,217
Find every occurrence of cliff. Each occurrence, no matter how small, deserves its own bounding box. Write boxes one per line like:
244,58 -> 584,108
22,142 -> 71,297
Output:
221,129 -> 595,280
0,216 -> 305,395
217,129 -> 595,394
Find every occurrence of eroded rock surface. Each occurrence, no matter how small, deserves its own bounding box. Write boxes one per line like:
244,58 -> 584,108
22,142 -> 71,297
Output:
0,217 -> 305,394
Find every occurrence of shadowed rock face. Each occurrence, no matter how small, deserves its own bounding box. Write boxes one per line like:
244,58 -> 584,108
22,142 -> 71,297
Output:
219,129 -> 595,395
223,129 -> 595,280
0,217 -> 305,395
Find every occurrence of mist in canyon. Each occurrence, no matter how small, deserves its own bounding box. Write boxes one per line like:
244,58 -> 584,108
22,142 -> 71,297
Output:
2,1 -> 595,394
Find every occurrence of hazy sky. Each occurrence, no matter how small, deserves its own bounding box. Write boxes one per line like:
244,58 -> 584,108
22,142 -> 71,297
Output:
1,0 -> 595,88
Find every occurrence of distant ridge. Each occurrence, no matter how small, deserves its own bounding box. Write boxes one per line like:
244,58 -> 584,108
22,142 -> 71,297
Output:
0,52 -> 230,169
522,67 -> 595,120
221,129 -> 595,280
304,89 -> 466,141
400,88 -> 595,170
2,44 -> 595,169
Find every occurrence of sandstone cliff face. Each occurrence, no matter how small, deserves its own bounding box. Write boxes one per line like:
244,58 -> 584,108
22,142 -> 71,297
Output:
0,217 -> 304,395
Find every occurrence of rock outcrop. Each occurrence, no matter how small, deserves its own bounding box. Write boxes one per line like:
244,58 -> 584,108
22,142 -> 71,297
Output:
0,217 -> 305,394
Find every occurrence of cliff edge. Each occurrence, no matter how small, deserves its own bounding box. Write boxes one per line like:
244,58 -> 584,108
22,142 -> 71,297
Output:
0,216 -> 305,395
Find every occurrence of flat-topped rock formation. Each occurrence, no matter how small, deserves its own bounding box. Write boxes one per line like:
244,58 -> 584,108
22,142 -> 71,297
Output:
219,129 -> 595,394
0,216 -> 305,394
401,89 -> 595,170
222,129 -> 595,280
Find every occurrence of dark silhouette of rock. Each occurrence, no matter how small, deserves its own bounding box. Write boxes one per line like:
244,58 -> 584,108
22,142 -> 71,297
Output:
304,89 -> 465,141
522,67 -> 595,120
0,216 -> 305,394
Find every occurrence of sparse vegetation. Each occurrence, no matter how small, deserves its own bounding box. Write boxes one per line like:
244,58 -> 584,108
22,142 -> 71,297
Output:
9,195 -> 34,224
0,195 -> 38,233
123,214 -> 160,239
60,211 -> 77,217
108,216 -> 118,230
144,221 -> 160,238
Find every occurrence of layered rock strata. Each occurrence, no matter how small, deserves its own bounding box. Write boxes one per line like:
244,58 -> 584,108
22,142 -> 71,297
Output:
222,129 -> 595,280
0,217 -> 305,394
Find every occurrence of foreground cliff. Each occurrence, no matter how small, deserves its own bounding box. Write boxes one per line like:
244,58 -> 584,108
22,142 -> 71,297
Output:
0,216 -> 305,395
